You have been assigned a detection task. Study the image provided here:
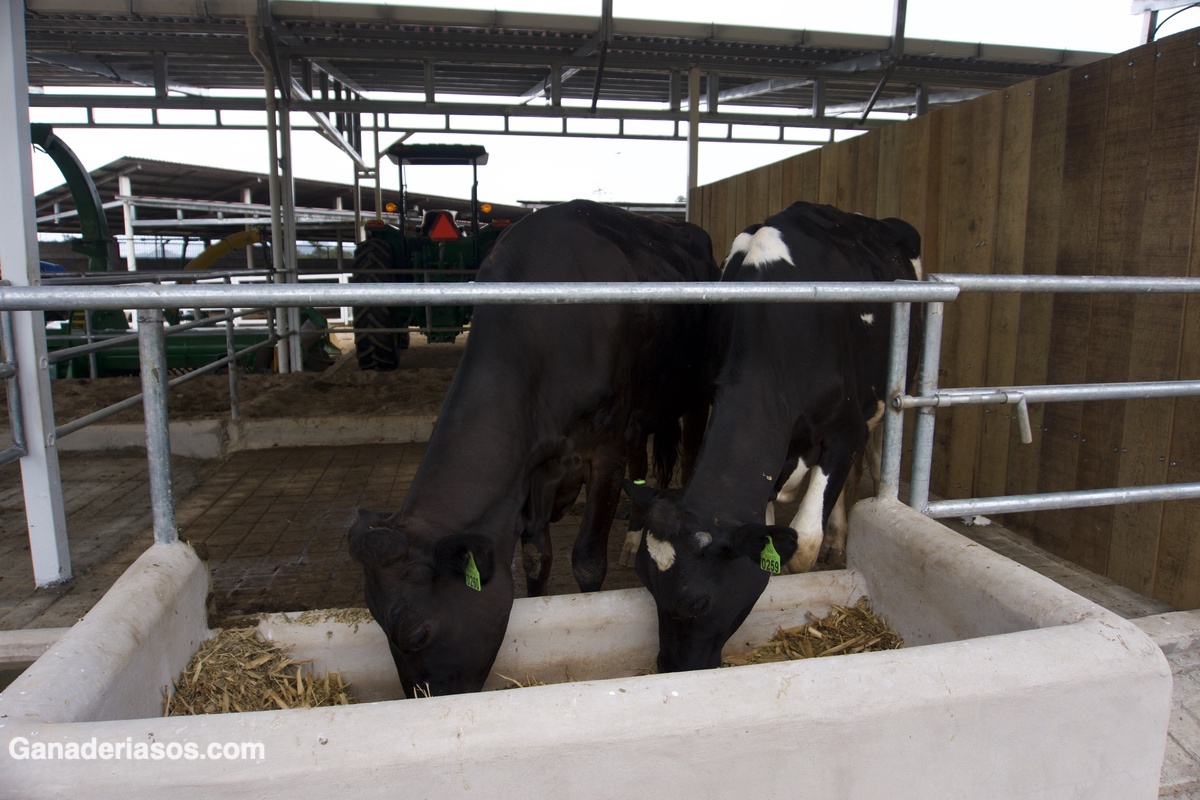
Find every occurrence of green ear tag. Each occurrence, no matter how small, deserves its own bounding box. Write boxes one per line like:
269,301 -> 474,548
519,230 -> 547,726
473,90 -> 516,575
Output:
465,551 -> 482,591
759,536 -> 781,574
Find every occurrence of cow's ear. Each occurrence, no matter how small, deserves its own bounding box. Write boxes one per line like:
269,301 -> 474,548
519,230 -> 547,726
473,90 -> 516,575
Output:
348,509 -> 408,566
622,478 -> 658,511
433,534 -> 496,588
729,524 -> 800,568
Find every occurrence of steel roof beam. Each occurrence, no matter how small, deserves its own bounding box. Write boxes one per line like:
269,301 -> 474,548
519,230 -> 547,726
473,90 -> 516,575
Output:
27,92 -> 890,130
27,51 -> 209,95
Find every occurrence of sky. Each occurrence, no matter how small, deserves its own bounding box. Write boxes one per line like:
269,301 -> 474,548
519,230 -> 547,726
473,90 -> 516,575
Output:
27,0 -> 1200,209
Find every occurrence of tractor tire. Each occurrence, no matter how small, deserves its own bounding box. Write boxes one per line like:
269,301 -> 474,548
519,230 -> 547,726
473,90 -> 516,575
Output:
351,238 -> 410,371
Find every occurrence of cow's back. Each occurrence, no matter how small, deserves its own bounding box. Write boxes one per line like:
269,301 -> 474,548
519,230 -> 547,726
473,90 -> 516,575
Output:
460,200 -> 716,432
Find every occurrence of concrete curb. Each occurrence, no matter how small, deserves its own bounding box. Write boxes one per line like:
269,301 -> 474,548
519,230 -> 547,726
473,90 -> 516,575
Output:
1134,610 -> 1200,655
0,628 -> 70,667
42,414 -> 440,459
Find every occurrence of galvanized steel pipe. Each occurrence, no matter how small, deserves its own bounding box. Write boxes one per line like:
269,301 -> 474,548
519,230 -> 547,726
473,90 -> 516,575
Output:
0,281 -> 960,311
923,482 -> 1200,519
136,309 -> 178,546
879,301 -> 911,500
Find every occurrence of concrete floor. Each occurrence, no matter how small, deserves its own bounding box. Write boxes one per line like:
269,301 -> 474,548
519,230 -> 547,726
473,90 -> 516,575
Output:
2,443 -> 1200,796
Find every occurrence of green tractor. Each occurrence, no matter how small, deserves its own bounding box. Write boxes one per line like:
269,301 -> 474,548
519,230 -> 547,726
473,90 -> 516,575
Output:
350,143 -> 509,370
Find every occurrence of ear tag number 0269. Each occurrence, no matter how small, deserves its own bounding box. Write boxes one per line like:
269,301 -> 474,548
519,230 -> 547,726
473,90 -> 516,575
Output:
465,551 -> 482,591
759,536 -> 781,574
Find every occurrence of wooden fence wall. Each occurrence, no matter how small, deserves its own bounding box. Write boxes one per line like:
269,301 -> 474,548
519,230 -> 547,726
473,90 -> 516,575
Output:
689,29 -> 1200,609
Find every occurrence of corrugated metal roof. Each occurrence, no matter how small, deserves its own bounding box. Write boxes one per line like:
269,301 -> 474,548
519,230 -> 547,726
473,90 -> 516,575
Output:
23,1 -> 1108,135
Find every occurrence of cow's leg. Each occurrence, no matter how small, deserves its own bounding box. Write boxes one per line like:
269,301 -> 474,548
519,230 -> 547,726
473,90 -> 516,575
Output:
574,448 -> 624,592
783,465 -> 828,573
521,524 -> 553,597
785,422 -> 866,574
819,488 -> 848,567
768,457 -> 807,527
619,431 -> 649,568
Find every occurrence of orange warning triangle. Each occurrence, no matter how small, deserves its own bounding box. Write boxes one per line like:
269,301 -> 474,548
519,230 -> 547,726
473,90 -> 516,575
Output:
429,213 -> 460,241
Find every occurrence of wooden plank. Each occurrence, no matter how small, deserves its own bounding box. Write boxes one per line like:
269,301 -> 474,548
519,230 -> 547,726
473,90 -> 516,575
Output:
818,138 -> 840,205
1005,70 -> 1070,508
767,158 -> 785,218
940,92 -> 1003,501
733,171 -> 750,248
976,81 -> 1035,501
1066,44 -> 1156,575
1134,33 -> 1200,607
1032,58 -> 1110,563
899,111 -> 940,273
836,136 -> 862,210
876,123 -> 905,219
795,149 -> 822,203
853,130 -> 880,215
743,164 -> 770,228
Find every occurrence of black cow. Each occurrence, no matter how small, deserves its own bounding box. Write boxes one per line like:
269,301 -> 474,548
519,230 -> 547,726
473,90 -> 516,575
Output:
625,201 -> 922,673
349,200 -> 717,697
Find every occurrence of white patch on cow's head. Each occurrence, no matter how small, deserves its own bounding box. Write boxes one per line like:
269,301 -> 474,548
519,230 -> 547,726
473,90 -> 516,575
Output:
743,226 -> 794,268
910,256 -> 924,279
722,230 -> 756,272
859,312 -> 875,326
646,533 -> 676,571
694,531 -> 713,549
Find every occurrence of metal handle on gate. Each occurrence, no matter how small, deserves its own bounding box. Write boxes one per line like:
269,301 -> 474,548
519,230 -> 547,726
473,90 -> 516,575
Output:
1008,392 -> 1033,445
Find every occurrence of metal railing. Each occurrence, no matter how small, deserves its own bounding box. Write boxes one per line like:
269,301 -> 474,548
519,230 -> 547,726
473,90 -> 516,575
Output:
32,271 -> 288,433
881,274 -> 1200,522
0,285 -> 28,468
3,275 -> 1200,552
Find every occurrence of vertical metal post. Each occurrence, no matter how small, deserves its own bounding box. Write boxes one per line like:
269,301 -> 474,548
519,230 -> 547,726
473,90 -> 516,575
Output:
84,310 -> 97,378
908,301 -> 945,511
279,102 -> 304,373
119,174 -> 137,271
223,276 -> 240,421
1,1 -> 70,585
136,309 -> 177,545
685,67 -> 701,221
262,66 -> 291,375
242,187 -> 255,270
879,301 -> 911,500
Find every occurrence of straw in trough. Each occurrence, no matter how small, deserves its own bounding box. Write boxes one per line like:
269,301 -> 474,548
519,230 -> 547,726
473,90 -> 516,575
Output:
165,627 -> 354,716
722,596 -> 903,667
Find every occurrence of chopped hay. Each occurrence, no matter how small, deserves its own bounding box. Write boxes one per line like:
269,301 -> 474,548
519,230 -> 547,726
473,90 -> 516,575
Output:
722,597 -> 903,667
165,627 -> 355,716
291,608 -> 375,631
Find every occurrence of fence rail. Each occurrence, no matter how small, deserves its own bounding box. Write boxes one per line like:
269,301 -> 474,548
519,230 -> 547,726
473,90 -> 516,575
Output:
4,274 -> 1200,583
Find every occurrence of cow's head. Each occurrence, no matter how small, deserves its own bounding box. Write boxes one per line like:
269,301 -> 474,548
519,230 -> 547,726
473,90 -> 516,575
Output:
624,482 -> 799,673
349,509 -> 513,698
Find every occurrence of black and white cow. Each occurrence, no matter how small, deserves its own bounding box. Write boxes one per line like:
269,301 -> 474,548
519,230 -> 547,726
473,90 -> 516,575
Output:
625,201 -> 922,673
350,200 -> 717,697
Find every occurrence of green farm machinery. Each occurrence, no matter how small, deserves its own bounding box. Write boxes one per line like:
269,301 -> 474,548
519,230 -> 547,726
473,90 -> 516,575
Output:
350,143 -> 510,370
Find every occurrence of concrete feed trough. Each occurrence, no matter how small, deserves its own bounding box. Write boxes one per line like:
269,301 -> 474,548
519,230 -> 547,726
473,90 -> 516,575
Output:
0,498 -> 1171,798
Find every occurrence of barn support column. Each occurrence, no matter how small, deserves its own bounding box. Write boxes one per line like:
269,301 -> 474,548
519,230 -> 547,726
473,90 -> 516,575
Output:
685,66 -> 700,221
119,174 -> 137,271
248,16 -> 291,373
278,103 -> 304,373
0,0 -> 71,585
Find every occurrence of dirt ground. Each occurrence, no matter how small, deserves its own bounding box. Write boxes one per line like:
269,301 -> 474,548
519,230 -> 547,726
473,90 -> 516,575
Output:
10,336 -> 465,426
